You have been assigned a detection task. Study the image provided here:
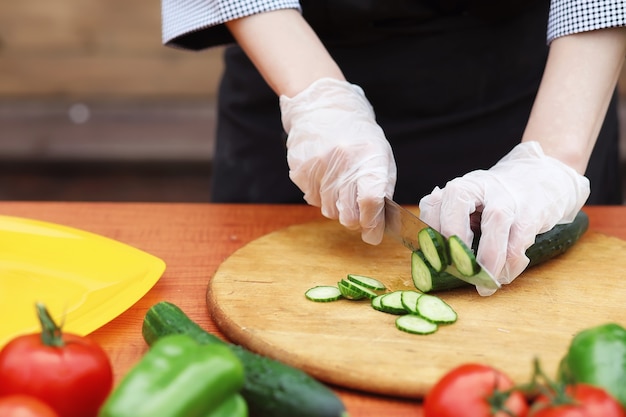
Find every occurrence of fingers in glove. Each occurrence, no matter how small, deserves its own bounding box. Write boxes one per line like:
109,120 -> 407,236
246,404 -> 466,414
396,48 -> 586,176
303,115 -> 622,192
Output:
288,159 -> 323,208
418,187 -> 444,231
474,204 -> 516,282
356,175 -> 389,245
434,178 -> 483,248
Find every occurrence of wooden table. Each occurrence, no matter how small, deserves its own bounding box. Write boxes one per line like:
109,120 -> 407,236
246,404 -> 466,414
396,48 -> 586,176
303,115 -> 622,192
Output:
1,202 -> 624,417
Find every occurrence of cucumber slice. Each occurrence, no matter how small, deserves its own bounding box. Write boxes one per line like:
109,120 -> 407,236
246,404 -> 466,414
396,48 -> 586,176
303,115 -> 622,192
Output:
448,235 -> 481,276
379,290 -> 407,315
400,290 -> 422,314
416,294 -> 458,324
337,280 -> 366,300
395,315 -> 438,335
418,227 -> 449,272
339,278 -> 378,299
346,274 -> 387,291
411,250 -> 469,293
371,294 -> 386,312
304,286 -> 342,302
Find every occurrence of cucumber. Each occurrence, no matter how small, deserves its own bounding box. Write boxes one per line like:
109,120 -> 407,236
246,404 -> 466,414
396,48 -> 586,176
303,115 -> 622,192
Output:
448,235 -> 481,276
416,294 -> 457,324
412,210 -> 589,292
400,290 -> 422,314
346,274 -> 386,291
371,293 -> 386,312
305,286 -> 342,302
142,302 -> 348,417
339,278 -> 379,300
526,210 -> 589,268
395,315 -> 438,335
378,290 -> 408,315
417,227 -> 449,272
411,250 -> 469,293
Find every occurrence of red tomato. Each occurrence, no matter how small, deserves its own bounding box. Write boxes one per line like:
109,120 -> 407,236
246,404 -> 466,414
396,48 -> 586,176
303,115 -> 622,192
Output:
529,384 -> 625,417
0,305 -> 113,417
423,363 -> 529,417
0,395 -> 60,417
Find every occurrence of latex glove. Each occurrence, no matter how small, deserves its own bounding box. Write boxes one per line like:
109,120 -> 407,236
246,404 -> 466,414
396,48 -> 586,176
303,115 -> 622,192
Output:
419,141 -> 590,295
280,78 -> 397,245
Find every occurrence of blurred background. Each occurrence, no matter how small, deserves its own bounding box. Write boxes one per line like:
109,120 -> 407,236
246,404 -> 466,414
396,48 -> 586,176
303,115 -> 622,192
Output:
1,1 -> 625,203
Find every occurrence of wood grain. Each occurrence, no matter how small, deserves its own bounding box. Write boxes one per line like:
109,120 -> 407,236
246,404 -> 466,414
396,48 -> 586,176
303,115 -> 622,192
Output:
209,216 -> 626,398
0,202 -> 624,417
0,0 -> 223,98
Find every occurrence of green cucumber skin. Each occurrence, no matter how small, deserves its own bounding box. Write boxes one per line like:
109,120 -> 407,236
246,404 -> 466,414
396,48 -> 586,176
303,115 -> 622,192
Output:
142,302 -> 347,417
411,250 -> 468,293
423,210 -> 589,292
525,210 -> 589,268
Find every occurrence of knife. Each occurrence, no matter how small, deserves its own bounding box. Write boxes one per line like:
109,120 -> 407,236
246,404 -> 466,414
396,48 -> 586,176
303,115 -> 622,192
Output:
383,197 -> 500,290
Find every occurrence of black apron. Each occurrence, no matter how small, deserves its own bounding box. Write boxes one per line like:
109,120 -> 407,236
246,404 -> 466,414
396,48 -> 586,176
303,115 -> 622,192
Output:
211,0 -> 622,205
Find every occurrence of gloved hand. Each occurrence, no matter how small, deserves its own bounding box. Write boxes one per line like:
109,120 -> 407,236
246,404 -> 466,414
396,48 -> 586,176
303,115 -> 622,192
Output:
280,78 -> 397,245
419,141 -> 590,295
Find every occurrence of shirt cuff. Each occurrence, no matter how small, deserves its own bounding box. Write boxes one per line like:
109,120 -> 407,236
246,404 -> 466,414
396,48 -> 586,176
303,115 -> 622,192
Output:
162,0 -> 302,49
547,0 -> 626,43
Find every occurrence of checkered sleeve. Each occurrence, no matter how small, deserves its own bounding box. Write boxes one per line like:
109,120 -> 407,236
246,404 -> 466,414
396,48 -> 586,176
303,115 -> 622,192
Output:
547,0 -> 626,43
162,0 -> 302,50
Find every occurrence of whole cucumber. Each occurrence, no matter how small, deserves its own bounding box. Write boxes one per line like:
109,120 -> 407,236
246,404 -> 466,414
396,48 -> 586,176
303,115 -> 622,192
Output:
142,301 -> 349,417
525,210 -> 589,268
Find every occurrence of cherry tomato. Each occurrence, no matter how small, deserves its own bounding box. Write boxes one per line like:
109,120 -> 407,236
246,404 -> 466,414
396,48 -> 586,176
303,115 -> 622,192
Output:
424,363 -> 529,417
0,304 -> 113,417
530,384 -> 625,417
0,395 -> 60,417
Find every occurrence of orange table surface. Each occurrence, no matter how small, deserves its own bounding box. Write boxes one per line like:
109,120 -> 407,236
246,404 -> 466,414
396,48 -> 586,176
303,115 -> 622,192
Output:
1,202 -> 624,417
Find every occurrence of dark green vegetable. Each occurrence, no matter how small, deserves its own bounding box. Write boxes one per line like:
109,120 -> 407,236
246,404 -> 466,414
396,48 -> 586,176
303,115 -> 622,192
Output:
208,394 -> 248,417
525,210 -> 589,268
411,250 -> 467,292
418,210 -> 589,292
558,322 -> 626,408
417,227 -> 449,272
99,334 -> 245,417
142,301 -> 349,417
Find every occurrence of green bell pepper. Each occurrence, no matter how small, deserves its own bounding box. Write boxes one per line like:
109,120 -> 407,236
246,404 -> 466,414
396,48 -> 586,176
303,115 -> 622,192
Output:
558,322 -> 626,408
208,394 -> 248,417
99,334 -> 246,417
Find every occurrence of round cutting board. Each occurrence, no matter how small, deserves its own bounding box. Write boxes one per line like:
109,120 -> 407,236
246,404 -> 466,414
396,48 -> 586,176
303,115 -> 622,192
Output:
208,218 -> 626,398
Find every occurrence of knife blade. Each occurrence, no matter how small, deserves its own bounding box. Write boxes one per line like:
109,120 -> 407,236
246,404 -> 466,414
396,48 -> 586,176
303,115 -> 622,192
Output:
383,197 -> 500,290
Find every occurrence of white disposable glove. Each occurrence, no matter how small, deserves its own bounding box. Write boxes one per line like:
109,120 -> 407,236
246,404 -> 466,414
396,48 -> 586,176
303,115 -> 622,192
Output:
280,78 -> 397,245
419,141 -> 590,295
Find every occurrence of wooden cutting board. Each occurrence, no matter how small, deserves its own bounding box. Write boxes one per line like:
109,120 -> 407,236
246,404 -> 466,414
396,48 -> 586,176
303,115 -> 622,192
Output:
208,217 -> 626,398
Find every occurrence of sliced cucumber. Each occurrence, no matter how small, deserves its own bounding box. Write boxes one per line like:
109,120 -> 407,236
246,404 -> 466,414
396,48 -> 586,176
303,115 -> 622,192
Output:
346,274 -> 387,291
411,250 -> 468,293
416,294 -> 458,324
337,280 -> 366,300
418,227 -> 449,272
304,286 -> 342,302
395,315 -> 438,335
379,291 -> 407,315
400,290 -> 422,314
339,278 -> 378,299
448,235 -> 481,277
371,294 -> 386,312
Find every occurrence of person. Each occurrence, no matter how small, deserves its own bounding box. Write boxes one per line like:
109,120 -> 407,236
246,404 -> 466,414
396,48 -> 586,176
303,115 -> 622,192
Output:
161,0 -> 625,294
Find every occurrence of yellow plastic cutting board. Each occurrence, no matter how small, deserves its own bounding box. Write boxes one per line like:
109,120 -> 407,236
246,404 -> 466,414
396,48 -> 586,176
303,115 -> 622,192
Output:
0,215 -> 166,347
208,218 -> 626,398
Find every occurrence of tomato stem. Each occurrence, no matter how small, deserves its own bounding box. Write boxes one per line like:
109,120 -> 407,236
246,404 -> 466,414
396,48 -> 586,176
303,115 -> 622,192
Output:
486,369 -> 522,417
36,303 -> 65,347
530,357 -> 578,407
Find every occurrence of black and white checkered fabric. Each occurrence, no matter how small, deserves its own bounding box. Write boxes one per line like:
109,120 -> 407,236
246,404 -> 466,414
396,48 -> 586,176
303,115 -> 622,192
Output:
548,0 -> 626,42
162,0 -> 301,46
162,0 -> 626,48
